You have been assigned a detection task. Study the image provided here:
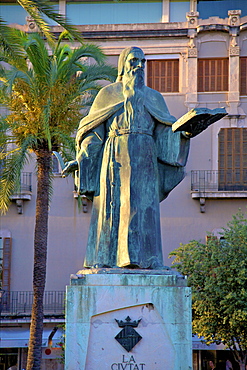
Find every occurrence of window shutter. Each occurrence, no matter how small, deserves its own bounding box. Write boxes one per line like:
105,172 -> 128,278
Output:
147,60 -> 179,93
198,60 -> 204,92
2,237 -> 12,291
198,58 -> 228,92
223,59 -> 228,91
218,128 -> 247,190
240,57 -> 247,95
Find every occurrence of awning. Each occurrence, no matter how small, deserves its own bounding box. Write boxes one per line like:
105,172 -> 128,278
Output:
192,334 -> 226,350
0,326 -> 63,348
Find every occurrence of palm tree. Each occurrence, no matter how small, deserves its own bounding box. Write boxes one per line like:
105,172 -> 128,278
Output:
0,31 -> 117,370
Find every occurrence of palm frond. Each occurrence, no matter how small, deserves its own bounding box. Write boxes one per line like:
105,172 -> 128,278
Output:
77,80 -> 102,95
0,136 -> 37,214
23,33 -> 50,81
0,121 -> 9,167
0,19 -> 27,69
48,57 -> 58,87
17,0 -> 83,44
55,30 -> 74,53
57,133 -> 76,160
4,67 -> 32,94
78,64 -> 117,83
69,44 -> 107,66
54,44 -> 107,82
17,0 -> 55,46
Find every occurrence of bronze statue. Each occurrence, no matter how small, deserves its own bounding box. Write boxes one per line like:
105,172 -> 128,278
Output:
62,46 -> 226,269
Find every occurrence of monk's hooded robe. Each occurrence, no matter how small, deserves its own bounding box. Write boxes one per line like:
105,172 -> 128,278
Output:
75,81 -> 190,269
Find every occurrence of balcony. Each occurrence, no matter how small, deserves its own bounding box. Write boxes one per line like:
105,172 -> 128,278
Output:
9,172 -> 32,213
191,170 -> 247,212
0,291 -> 65,318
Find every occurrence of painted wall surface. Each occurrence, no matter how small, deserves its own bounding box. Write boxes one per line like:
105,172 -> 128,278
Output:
2,0 -> 247,26
0,172 -> 91,291
169,0 -> 190,22
198,0 -> 247,19
66,2 -> 163,25
0,5 -> 28,25
0,4 -> 59,25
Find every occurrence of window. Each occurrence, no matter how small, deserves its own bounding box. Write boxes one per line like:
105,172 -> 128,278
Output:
218,128 -> 247,190
0,238 -> 3,287
0,237 -> 12,291
240,57 -> 247,95
0,146 -> 5,176
52,155 -> 60,174
147,59 -> 179,93
198,58 -> 228,92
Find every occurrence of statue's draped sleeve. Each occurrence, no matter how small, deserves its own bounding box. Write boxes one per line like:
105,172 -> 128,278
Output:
75,126 -> 104,200
144,86 -> 190,201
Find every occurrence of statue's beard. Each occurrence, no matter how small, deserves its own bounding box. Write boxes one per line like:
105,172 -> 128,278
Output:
123,68 -> 144,89
122,68 -> 145,126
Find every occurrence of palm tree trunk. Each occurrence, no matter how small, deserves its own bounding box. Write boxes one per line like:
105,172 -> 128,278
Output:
27,150 -> 52,370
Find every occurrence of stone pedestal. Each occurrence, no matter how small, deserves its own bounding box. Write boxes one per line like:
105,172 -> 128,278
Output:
65,269 -> 192,370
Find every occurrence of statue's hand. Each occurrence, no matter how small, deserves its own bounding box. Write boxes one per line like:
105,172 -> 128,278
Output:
61,160 -> 78,177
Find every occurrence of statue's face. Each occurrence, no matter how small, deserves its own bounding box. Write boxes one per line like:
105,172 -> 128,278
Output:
124,50 -> 146,76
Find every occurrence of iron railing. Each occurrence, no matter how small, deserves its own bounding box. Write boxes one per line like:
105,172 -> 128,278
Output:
0,171 -> 32,193
0,291 -> 65,316
17,172 -> 32,193
191,170 -> 247,192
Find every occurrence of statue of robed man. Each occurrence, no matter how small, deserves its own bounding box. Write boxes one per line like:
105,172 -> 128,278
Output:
62,46 -> 226,269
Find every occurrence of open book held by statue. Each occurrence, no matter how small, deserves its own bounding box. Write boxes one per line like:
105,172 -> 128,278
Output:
60,47 -> 227,270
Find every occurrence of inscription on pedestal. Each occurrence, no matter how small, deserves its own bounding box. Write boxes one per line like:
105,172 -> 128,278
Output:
111,355 -> 146,369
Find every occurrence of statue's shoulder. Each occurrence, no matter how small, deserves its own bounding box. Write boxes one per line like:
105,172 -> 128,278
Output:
89,82 -> 123,113
144,86 -> 169,110
144,86 -> 165,100
95,82 -> 123,102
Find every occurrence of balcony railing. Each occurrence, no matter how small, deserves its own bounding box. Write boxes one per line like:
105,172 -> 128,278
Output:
0,171 -> 32,193
0,291 -> 65,317
191,170 -> 247,192
15,172 -> 32,193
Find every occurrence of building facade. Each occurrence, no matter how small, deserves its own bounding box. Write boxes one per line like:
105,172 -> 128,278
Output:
1,0 -> 247,369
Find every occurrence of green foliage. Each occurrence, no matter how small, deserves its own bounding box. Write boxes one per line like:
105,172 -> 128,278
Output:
0,31 -> 117,213
170,210 -> 247,362
20,0 -> 82,45
0,1 -> 82,67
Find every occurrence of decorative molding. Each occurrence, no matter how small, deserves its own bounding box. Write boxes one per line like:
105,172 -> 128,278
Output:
197,24 -> 230,34
199,198 -> 205,213
188,48 -> 198,57
228,9 -> 241,27
10,193 -> 32,214
229,46 -> 240,56
186,11 -> 199,27
16,200 -> 24,214
26,16 -> 39,32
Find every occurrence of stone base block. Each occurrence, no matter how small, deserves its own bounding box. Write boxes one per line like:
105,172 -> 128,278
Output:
65,269 -> 192,370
